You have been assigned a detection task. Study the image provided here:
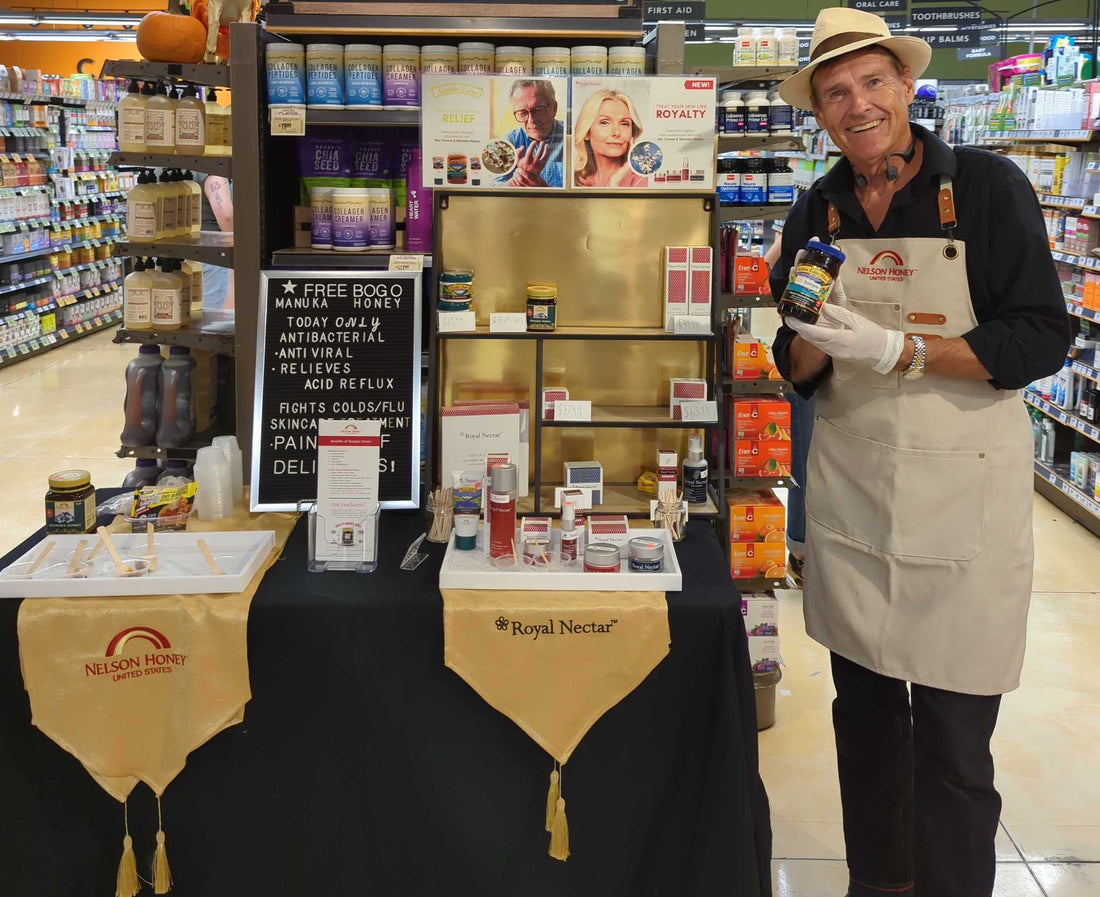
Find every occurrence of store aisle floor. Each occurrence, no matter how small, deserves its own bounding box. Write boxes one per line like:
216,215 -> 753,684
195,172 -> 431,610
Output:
2,333 -> 1099,896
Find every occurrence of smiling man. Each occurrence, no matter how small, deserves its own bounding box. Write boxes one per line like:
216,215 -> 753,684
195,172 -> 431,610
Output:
769,9 -> 1071,897
496,79 -> 564,188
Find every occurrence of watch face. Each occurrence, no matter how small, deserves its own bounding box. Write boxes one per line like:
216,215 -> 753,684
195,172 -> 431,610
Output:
902,369 -> 925,381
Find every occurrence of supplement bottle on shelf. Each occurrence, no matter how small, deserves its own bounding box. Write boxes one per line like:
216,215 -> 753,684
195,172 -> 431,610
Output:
175,85 -> 206,154
720,89 -> 745,135
756,28 -> 778,65
123,257 -> 153,330
769,91 -> 793,135
156,346 -> 197,449
767,159 -> 795,206
745,91 -> 770,134
116,80 -> 147,153
717,157 -> 740,207
734,28 -> 757,66
120,344 -> 163,447
778,29 -> 800,66
145,82 -> 177,154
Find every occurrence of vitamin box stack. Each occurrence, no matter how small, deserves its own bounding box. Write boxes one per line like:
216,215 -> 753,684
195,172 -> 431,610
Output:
728,491 -> 787,581
728,398 -> 792,477
741,592 -> 781,672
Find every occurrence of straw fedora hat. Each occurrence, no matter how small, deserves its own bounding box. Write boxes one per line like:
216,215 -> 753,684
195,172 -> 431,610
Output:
778,8 -> 932,111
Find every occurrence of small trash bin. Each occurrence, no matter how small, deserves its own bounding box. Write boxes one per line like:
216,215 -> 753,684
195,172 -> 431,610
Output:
753,666 -> 782,731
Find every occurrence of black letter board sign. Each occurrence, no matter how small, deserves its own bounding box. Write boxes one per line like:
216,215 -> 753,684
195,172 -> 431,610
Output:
251,270 -> 422,511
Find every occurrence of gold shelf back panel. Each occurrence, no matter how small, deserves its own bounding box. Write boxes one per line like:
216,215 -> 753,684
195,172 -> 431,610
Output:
437,194 -> 712,327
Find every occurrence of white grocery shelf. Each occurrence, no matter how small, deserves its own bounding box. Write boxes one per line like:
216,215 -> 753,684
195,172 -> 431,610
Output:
1024,392 -> 1100,444
1034,460 -> 1100,521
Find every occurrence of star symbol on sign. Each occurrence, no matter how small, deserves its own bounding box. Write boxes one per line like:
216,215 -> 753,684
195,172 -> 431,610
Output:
281,280 -> 297,294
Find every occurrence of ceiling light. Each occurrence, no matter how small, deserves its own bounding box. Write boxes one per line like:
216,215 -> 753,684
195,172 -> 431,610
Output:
0,15 -> 38,25
8,30 -> 137,41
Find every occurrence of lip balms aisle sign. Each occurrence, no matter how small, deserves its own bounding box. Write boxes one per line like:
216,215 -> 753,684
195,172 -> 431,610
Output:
251,270 -> 422,511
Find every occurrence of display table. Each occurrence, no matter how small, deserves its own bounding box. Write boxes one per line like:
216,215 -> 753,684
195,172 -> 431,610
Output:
0,513 -> 771,897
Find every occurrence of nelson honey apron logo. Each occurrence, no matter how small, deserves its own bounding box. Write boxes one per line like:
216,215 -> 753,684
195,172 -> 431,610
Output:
85,625 -> 189,680
856,249 -> 919,282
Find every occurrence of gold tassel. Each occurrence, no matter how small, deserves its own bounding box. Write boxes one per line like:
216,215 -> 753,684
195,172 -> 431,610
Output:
153,797 -> 172,894
116,802 -> 139,897
545,768 -> 560,832
548,796 -> 569,861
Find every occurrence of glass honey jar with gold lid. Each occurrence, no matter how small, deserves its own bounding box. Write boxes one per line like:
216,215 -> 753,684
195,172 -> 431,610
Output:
45,469 -> 97,534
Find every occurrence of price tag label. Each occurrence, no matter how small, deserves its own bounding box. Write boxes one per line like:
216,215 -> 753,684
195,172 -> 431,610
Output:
388,254 -> 424,271
678,400 -> 719,423
19,344 -> 30,355
437,310 -> 476,333
489,312 -> 527,333
673,315 -> 712,334
59,330 -> 69,339
29,338 -> 40,350
553,400 -> 592,422
270,105 -> 307,137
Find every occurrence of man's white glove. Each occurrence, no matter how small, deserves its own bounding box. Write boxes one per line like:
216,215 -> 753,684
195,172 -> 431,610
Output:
786,301 -> 906,375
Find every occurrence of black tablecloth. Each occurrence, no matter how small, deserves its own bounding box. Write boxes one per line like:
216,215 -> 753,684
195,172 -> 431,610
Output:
0,513 -> 771,897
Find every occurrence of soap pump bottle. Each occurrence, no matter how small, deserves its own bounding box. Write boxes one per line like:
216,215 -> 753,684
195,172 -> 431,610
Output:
683,434 -> 709,505
116,80 -> 147,153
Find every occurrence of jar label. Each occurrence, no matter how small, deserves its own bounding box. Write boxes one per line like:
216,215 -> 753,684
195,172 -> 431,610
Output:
307,57 -> 345,105
146,109 -> 174,146
152,288 -> 181,325
124,285 -> 152,325
46,494 -> 96,534
119,107 -> 145,143
176,108 -> 205,146
383,56 -> 420,106
346,61 -> 383,106
784,263 -> 835,316
128,201 -> 157,239
267,59 -> 306,105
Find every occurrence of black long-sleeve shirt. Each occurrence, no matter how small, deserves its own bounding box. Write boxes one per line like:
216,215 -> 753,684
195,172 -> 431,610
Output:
771,124 -> 1073,396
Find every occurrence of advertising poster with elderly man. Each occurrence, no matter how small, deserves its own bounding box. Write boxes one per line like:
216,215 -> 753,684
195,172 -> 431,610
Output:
570,76 -> 716,190
421,74 -> 569,190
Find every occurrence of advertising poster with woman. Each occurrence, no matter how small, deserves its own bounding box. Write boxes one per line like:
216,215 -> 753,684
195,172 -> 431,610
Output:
421,75 -> 568,190
570,77 -> 717,190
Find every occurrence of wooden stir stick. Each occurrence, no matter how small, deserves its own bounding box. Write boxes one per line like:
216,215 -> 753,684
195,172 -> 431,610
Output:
196,539 -> 224,575
96,526 -> 133,576
145,523 -> 158,572
27,540 -> 55,574
66,539 -> 88,576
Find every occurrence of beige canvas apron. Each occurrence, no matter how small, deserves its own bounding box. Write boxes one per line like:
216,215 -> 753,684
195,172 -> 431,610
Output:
803,177 -> 1034,695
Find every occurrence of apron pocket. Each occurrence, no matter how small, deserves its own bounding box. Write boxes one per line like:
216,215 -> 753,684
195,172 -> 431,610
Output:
806,417 -> 985,561
833,298 -> 902,389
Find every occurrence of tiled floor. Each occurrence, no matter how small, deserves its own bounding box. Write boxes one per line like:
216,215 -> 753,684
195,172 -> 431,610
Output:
2,331 -> 1099,895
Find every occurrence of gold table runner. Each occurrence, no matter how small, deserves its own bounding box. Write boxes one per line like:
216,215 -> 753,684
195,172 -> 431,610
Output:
442,588 -> 670,860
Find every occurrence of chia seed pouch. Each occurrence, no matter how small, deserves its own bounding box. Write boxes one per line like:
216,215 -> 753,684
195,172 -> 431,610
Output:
297,130 -> 352,205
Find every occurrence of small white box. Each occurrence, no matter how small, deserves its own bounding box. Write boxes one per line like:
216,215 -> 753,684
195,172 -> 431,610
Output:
564,461 -> 603,504
664,246 -> 689,330
741,592 -> 779,637
542,387 -> 568,421
588,514 -> 632,554
554,486 -> 593,510
658,449 -> 678,497
748,635 -> 781,673
670,378 -> 707,419
689,246 -> 712,317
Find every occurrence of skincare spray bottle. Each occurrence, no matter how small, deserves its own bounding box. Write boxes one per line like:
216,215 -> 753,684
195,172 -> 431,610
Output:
560,499 -> 578,565
683,434 -> 709,505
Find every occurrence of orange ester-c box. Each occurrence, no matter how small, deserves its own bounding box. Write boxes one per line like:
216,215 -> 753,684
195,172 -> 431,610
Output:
732,398 -> 792,440
728,490 -> 787,542
733,439 -> 792,477
729,541 -> 787,580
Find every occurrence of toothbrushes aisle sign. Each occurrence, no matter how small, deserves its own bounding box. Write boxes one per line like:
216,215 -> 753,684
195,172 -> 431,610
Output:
251,270 -> 422,511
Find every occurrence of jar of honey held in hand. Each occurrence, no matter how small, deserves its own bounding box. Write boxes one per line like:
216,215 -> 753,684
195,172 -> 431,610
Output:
778,240 -> 845,324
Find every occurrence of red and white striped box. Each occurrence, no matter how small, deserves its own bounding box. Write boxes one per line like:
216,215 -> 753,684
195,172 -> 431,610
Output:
542,387 -> 569,420
670,378 -> 707,419
664,246 -> 689,330
689,246 -> 712,318
588,514 -> 632,552
520,517 -> 553,539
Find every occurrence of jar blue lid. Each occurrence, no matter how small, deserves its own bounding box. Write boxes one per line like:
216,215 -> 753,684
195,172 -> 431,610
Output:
806,240 -> 846,263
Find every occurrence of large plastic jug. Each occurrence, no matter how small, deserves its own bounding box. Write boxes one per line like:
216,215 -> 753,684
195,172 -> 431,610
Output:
156,346 -> 197,448
120,345 -> 163,447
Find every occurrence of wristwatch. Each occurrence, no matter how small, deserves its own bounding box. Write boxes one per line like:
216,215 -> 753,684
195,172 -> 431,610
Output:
902,335 -> 926,380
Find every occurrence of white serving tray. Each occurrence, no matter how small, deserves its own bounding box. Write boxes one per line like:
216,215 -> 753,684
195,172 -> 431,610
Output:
0,530 -> 277,598
439,527 -> 682,591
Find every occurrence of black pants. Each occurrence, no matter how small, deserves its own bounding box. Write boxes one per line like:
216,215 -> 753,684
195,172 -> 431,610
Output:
831,653 -> 1003,897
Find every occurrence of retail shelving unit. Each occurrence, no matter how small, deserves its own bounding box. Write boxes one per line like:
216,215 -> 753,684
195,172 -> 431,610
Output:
101,54 -> 250,462
1,87 -> 126,366
427,189 -> 722,520
974,119 -> 1100,537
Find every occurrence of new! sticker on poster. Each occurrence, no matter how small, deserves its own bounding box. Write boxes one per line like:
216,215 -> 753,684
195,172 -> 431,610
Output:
421,74 -> 569,190
570,76 -> 716,190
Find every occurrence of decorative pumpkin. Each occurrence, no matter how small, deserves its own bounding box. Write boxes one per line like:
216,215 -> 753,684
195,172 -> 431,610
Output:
136,12 -> 207,64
